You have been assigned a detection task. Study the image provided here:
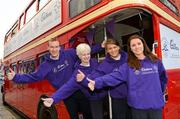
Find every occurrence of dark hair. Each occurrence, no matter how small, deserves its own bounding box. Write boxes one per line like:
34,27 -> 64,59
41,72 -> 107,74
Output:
105,38 -> 121,51
127,34 -> 158,70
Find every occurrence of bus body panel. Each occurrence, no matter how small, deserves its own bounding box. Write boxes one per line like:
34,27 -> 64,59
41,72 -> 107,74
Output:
2,0 -> 180,118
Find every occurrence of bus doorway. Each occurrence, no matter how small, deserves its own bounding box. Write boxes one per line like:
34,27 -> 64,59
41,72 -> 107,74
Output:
74,8 -> 155,55
110,8 -> 154,52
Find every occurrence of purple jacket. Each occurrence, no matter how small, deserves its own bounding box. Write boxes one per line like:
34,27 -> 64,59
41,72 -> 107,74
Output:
13,49 -> 77,89
51,59 -> 100,103
13,44 -> 103,90
89,50 -> 127,99
94,58 -> 168,109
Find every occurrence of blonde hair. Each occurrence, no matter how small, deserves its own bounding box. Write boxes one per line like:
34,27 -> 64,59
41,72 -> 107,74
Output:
76,43 -> 91,56
48,37 -> 59,46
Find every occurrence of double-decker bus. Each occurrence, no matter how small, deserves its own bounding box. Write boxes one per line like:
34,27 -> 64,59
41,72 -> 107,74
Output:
1,0 -> 180,119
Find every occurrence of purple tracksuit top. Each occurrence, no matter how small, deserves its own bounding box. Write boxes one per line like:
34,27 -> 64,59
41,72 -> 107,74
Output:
13,49 -> 77,89
12,44 -> 102,90
51,59 -> 101,104
94,58 -> 168,109
89,50 -> 127,99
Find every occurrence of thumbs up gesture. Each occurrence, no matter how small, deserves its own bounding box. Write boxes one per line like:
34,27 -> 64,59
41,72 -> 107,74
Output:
87,78 -> 95,91
7,68 -> 15,80
76,70 -> 85,82
41,98 -> 54,107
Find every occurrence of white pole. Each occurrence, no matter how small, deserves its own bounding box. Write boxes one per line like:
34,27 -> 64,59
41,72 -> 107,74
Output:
104,20 -> 112,119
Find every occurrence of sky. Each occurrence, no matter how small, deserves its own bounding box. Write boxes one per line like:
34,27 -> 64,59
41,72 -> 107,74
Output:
0,0 -> 30,60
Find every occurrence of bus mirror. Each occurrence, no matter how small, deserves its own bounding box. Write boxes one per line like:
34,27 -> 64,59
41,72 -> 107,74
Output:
152,41 -> 158,55
153,41 -> 158,48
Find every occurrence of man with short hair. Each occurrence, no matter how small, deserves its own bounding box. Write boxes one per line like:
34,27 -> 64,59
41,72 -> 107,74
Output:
8,37 -> 105,119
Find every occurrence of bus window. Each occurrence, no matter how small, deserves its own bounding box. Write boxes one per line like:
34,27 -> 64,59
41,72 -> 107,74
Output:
12,64 -> 17,73
5,32 -> 12,43
4,67 -> 10,76
39,0 -> 49,10
20,14 -> 25,29
12,24 -> 18,37
38,52 -> 48,65
69,0 -> 101,18
159,0 -> 179,15
18,63 -> 23,73
26,1 -> 37,23
22,60 -> 36,73
27,60 -> 36,73
22,62 -> 27,73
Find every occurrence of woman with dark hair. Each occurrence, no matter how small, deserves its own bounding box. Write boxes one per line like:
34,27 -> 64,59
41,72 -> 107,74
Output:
85,34 -> 168,119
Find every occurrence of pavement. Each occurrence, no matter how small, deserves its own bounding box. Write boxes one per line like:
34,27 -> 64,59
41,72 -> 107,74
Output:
0,81 -> 21,119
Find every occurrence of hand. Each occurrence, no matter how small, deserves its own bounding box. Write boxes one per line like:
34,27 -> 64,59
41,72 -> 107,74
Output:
101,39 -> 107,48
87,78 -> 95,91
41,98 -> 54,107
76,70 -> 85,82
7,68 -> 15,80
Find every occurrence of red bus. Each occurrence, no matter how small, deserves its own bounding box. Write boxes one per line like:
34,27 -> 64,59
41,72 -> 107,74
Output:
1,0 -> 180,119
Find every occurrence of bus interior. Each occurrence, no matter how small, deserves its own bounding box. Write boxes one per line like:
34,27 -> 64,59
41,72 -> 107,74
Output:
70,8 -> 155,60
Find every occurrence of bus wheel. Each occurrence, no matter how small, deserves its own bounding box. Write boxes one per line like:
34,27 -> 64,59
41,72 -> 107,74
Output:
37,94 -> 58,119
1,86 -> 7,105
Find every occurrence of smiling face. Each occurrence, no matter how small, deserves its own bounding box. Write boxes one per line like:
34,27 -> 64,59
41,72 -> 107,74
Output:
76,43 -> 91,65
106,44 -> 120,59
130,38 -> 144,58
48,40 -> 60,59
79,50 -> 91,64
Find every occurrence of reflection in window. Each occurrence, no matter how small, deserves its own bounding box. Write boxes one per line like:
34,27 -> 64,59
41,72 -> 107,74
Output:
69,0 -> 101,18
22,63 -> 27,73
39,52 -> 48,64
12,65 -> 17,73
19,63 -> 24,73
27,61 -> 36,73
22,60 -> 36,73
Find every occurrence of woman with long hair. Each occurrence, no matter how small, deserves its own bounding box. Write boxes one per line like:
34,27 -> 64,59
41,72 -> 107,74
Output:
86,34 -> 168,119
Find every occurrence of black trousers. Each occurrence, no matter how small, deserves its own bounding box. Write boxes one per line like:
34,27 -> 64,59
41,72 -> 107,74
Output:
64,90 -> 92,119
131,108 -> 162,119
112,98 -> 131,119
90,100 -> 103,119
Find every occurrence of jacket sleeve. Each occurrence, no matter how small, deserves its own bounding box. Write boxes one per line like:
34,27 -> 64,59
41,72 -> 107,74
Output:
51,75 -> 79,104
91,44 -> 104,54
95,64 -> 127,89
64,48 -> 78,61
13,62 -> 51,83
158,60 -> 168,93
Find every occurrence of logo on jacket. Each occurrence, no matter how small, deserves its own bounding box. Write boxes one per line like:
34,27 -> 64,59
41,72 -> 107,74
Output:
134,70 -> 140,75
53,60 -> 69,73
141,67 -> 157,75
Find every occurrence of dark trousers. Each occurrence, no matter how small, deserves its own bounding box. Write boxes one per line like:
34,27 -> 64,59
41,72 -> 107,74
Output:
112,98 -> 131,119
90,100 -> 103,119
64,90 -> 92,119
131,108 -> 162,119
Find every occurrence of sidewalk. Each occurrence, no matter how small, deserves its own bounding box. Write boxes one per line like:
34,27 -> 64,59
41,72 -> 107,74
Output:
0,83 -> 21,119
